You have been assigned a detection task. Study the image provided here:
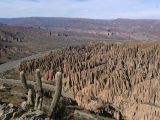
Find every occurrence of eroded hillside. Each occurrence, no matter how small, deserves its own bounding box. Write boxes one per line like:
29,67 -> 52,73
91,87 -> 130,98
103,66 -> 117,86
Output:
19,41 -> 160,120
0,24 -> 97,64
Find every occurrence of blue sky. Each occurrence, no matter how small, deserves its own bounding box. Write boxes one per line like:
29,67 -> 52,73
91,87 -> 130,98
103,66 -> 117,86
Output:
0,0 -> 160,19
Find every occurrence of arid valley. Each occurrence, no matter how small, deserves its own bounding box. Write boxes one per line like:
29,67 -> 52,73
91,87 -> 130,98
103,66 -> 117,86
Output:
1,1 -> 160,120
0,17 -> 160,120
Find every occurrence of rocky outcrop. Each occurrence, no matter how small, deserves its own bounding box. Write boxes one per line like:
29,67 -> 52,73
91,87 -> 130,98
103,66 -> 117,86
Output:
0,101 -> 47,120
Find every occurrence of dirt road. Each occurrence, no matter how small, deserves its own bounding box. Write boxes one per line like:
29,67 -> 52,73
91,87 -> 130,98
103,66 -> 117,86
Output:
0,51 -> 52,73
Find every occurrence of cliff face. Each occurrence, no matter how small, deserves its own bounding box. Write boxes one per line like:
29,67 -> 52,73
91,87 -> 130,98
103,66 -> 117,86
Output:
20,41 -> 160,120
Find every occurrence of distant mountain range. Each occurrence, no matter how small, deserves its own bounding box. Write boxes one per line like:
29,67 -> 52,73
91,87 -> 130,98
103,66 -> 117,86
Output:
1,17 -> 160,64
0,17 -> 160,40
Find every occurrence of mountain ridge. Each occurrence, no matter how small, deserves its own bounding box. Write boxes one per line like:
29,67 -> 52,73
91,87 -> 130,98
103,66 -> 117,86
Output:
0,17 -> 160,41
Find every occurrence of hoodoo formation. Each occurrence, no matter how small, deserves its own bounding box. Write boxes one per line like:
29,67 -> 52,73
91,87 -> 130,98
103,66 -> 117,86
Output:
19,41 -> 160,120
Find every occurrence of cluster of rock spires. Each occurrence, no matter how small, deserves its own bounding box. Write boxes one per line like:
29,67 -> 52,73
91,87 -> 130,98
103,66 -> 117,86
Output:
19,41 -> 160,120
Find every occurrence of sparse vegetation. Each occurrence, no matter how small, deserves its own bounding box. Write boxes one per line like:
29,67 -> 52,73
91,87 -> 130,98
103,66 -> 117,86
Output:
1,17 -> 160,120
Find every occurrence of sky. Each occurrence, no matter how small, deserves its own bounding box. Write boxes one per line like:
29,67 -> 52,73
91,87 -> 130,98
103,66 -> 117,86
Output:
0,0 -> 160,19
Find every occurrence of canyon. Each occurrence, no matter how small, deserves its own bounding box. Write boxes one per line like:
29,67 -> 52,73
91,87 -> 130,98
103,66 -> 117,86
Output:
18,41 -> 160,120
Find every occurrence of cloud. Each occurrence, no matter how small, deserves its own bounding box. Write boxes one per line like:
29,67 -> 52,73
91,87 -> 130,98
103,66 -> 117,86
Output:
71,0 -> 92,1
0,0 -> 160,19
115,9 -> 160,19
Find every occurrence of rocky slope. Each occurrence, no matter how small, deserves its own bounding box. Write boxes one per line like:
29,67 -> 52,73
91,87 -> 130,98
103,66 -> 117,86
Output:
19,41 -> 160,120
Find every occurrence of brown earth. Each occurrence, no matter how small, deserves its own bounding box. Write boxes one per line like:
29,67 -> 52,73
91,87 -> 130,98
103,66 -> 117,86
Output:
0,24 -> 100,64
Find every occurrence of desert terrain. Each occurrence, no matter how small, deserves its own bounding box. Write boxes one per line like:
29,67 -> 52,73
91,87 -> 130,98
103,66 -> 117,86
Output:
0,18 -> 160,120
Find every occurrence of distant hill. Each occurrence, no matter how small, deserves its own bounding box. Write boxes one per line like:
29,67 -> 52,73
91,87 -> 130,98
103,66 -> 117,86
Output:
0,23 -> 102,64
0,17 -> 160,40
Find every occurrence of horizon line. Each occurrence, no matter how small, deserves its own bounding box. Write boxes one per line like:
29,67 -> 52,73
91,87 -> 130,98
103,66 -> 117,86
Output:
0,16 -> 160,21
